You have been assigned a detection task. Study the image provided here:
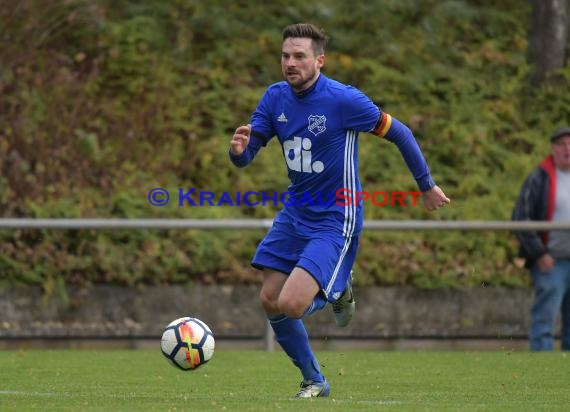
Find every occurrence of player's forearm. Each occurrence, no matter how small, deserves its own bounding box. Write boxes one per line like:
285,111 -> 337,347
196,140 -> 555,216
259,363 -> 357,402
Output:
229,148 -> 254,168
384,117 -> 435,192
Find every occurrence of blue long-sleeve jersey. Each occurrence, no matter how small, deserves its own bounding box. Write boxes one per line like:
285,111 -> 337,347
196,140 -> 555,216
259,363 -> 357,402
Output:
230,74 -> 435,236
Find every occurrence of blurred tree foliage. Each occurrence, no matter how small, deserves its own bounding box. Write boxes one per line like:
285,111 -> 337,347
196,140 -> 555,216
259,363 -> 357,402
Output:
1,0 -> 569,290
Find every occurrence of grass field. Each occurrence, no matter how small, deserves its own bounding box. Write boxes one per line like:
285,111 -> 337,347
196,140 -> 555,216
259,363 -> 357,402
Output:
0,349 -> 568,411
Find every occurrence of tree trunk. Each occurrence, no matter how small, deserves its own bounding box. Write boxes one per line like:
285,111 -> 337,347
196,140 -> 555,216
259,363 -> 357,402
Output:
527,0 -> 568,88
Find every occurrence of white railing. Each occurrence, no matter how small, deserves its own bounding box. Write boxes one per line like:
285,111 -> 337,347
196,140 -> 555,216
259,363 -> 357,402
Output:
1,218 -> 569,230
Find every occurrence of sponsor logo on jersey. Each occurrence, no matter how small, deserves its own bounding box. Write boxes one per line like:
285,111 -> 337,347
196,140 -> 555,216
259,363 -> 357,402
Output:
282,136 -> 324,173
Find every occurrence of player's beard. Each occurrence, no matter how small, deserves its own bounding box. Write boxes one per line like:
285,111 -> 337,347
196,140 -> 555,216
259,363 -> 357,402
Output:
284,67 -> 318,93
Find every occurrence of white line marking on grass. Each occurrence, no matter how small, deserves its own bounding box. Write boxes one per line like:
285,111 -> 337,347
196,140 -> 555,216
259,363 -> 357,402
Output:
276,397 -> 404,405
0,390 -> 65,397
335,399 -> 405,406
0,390 -> 152,400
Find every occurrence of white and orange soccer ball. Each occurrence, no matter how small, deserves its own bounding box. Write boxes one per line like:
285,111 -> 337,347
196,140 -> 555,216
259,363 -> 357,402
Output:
160,317 -> 215,370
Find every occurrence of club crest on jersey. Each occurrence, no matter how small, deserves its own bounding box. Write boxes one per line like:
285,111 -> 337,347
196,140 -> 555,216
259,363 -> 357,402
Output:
308,115 -> 326,136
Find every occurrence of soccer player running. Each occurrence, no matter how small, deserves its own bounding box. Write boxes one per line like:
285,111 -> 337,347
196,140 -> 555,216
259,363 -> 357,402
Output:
229,23 -> 450,398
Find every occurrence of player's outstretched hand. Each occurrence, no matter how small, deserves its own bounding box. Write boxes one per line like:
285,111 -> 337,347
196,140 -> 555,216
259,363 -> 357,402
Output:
422,186 -> 450,211
230,124 -> 251,156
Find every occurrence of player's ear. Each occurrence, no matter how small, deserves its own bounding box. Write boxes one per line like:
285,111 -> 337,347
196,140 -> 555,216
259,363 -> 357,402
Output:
316,54 -> 325,69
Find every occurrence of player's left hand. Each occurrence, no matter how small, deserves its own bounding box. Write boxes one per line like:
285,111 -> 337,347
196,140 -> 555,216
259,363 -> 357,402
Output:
422,186 -> 450,211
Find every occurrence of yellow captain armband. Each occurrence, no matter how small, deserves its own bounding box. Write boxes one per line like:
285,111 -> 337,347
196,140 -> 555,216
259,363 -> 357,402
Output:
371,112 -> 392,137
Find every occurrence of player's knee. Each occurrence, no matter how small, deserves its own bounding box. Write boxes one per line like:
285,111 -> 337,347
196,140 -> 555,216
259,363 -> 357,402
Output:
259,289 -> 278,313
277,296 -> 306,319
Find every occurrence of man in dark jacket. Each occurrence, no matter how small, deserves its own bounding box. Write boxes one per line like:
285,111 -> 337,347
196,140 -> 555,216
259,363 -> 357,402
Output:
512,126 -> 570,351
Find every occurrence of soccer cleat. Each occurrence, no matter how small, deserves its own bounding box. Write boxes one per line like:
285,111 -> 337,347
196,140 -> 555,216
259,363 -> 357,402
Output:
332,285 -> 355,327
295,379 -> 331,398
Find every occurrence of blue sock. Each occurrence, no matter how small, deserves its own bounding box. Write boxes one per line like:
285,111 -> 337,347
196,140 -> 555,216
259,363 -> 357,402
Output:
268,314 -> 324,382
303,294 -> 328,317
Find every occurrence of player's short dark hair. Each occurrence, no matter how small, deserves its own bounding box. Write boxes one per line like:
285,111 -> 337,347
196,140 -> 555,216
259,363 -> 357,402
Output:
282,23 -> 327,56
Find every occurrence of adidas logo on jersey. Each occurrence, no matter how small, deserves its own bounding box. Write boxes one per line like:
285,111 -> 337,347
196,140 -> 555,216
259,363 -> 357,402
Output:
277,113 -> 288,123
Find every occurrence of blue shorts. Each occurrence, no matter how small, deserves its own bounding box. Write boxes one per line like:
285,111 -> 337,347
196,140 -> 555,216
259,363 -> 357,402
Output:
252,212 -> 359,302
